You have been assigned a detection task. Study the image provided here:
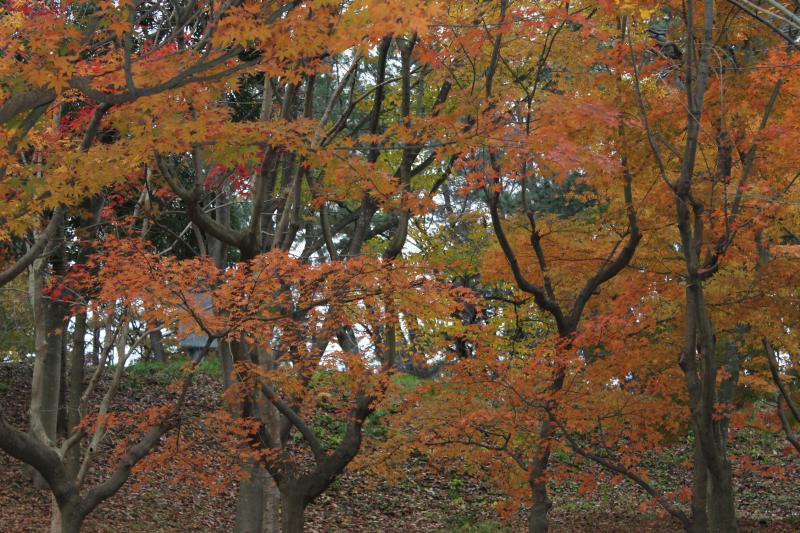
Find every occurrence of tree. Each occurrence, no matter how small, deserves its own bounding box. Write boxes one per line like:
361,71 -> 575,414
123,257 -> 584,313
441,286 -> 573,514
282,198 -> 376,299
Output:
628,2 -> 800,530
378,2 -> 800,533
2,2 -> 799,532
397,3 -> 641,531
0,1 -> 268,530
145,1 -> 458,529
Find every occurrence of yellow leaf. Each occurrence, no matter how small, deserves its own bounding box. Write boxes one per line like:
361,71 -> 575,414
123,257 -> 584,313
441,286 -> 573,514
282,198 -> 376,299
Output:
639,7 -> 656,19
108,19 -> 129,38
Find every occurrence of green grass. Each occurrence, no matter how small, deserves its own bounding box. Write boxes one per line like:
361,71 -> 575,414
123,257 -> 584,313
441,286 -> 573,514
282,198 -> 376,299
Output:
440,517 -> 506,532
126,356 -> 221,386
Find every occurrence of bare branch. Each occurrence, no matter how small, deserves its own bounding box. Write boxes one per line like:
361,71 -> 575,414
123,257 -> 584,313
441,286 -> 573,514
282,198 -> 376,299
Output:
0,205 -> 65,288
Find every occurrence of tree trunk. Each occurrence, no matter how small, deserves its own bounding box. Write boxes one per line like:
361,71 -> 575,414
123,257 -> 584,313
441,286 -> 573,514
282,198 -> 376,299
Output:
229,338 -> 270,533
66,312 -> 87,477
219,341 -> 234,390
58,510 -> 81,533
29,271 -> 64,444
678,280 -> 737,533
260,359 -> 281,533
57,336 -> 68,439
527,501 -> 549,533
50,497 -> 82,533
692,291 -> 738,533
234,459 -> 266,533
59,517 -> 81,533
49,496 -> 61,533
707,457 -> 737,533
527,467 -> 551,533
91,324 -> 101,366
691,438 -> 708,533
263,473 -> 280,533
705,336 -> 741,533
29,260 -> 65,489
527,424 -> 553,533
280,491 -> 306,533
687,376 -> 738,533
149,329 -> 166,363
687,394 -> 738,533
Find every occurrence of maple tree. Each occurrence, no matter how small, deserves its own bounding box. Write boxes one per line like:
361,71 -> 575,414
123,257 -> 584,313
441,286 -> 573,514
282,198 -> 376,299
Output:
0,1 -> 285,531
375,2 -> 800,533
140,1 -> 459,529
620,2 -> 800,530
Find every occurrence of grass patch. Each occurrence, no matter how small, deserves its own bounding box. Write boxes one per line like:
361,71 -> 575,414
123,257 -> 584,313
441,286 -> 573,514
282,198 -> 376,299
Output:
441,517 -> 506,532
126,356 -> 221,386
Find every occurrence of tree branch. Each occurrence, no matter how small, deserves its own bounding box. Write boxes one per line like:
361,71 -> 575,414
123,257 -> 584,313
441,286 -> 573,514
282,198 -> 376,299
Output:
551,414 -> 692,531
0,415 -> 75,505
764,338 -> 800,423
487,186 -> 566,329
0,205 -> 65,288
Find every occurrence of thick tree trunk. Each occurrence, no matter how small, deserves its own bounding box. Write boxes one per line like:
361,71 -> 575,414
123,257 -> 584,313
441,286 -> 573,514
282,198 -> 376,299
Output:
707,458 -> 737,533
527,419 -> 553,533
59,517 -> 81,533
48,495 -> 82,533
234,459 -> 266,533
58,508 -> 82,533
280,491 -> 306,533
263,471 -> 280,533
691,439 -> 708,533
689,289 -> 738,533
30,275 -> 65,444
226,336 -> 264,533
686,365 -> 738,533
260,367 -> 281,533
230,336 -> 271,533
29,260 -> 66,489
49,496 -> 61,533
706,337 -> 740,533
527,459 -> 552,533
685,390 -> 739,533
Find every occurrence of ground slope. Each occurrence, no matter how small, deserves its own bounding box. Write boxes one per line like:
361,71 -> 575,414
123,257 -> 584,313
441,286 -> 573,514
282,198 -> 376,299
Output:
1,362 -> 798,532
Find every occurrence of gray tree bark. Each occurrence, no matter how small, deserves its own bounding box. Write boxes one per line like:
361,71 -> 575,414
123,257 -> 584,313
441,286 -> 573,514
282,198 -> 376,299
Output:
280,492 -> 306,533
235,460 -> 266,533
66,312 -> 87,478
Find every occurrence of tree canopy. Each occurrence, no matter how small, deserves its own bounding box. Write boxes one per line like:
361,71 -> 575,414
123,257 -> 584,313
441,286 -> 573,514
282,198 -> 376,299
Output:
1,1 -> 799,532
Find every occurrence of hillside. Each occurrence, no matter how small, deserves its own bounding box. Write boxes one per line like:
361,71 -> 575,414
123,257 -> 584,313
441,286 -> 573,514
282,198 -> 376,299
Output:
1,362 -> 798,533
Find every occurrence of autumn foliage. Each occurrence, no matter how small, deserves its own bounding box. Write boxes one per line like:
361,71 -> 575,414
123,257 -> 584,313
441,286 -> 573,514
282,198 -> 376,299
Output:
1,1 -> 800,533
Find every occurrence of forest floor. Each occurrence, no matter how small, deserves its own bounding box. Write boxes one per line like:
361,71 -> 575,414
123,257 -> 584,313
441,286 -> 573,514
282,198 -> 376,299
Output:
1,360 -> 799,533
